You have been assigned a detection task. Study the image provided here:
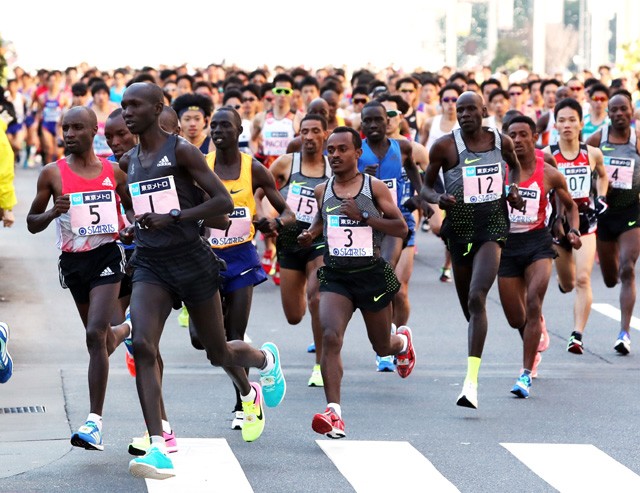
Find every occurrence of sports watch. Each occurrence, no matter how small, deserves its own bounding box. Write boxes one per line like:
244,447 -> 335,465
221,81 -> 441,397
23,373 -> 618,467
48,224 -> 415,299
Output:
360,210 -> 370,224
169,209 -> 181,223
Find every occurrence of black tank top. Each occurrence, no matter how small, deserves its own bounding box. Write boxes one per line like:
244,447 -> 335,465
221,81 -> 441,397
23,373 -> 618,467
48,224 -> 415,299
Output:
128,134 -> 202,248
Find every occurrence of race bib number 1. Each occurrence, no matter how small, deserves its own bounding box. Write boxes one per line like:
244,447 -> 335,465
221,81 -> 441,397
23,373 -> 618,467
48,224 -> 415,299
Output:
604,156 -> 634,190
69,190 -> 118,236
326,215 -> 373,257
209,207 -> 252,247
286,184 -> 317,224
559,165 -> 590,199
463,163 -> 502,203
129,176 -> 180,215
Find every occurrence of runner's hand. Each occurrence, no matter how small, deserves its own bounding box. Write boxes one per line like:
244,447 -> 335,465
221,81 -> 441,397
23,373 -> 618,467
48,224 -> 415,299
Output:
135,212 -> 172,230
438,193 -> 457,211
53,194 -> 70,217
567,231 -> 582,250
507,186 -> 525,212
2,210 -> 14,228
363,164 -> 379,176
298,229 -> 313,248
119,225 -> 135,244
253,217 -> 278,237
340,197 -> 364,221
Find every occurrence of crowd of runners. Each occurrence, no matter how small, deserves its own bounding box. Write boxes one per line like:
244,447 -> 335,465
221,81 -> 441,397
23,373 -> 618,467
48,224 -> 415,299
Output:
0,60 -> 638,480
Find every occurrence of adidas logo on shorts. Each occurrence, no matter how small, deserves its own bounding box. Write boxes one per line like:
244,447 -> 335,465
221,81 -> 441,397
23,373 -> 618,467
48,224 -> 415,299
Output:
100,267 -> 114,277
157,155 -> 172,167
101,177 -> 113,187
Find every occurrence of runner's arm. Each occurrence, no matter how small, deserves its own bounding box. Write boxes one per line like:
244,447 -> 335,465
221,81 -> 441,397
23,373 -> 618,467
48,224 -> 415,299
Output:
420,137 -> 456,209
252,160 -> 296,234
27,164 -> 66,233
546,164 -> 581,249
351,177 -> 407,238
298,183 -> 326,247
588,145 -> 608,198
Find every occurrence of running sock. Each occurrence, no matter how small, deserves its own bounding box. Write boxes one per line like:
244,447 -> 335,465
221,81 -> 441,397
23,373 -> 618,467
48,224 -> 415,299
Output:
162,420 -> 172,435
150,435 -> 166,453
328,402 -> 342,418
571,331 -> 582,341
523,369 -> 532,377
240,386 -> 257,404
123,317 -> 132,335
260,349 -> 275,372
87,413 -> 103,431
398,334 -> 409,354
465,357 -> 481,385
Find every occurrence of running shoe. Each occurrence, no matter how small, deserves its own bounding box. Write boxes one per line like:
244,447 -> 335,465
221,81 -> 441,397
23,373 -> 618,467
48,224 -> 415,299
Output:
511,373 -> 532,398
271,260 -> 280,286
567,332 -> 583,355
307,342 -> 316,353
71,421 -> 104,451
312,408 -> 346,439
538,315 -> 550,352
259,342 -> 286,407
396,326 -> 416,378
0,322 -> 13,384
439,267 -> 452,283
129,445 -> 175,480
614,331 -> 631,355
376,355 -> 396,372
231,411 -> 244,430
244,332 -> 252,343
308,364 -> 324,387
261,249 -> 274,275
177,305 -> 189,327
421,219 -> 431,233
124,338 -> 135,377
242,382 -> 265,442
531,352 -> 542,379
128,430 -> 178,456
456,380 -> 478,409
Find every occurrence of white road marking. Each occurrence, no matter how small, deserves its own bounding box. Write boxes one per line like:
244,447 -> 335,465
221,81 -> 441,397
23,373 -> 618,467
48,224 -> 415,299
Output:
318,440 -> 459,492
502,443 -> 640,492
591,303 -> 640,331
145,438 -> 253,493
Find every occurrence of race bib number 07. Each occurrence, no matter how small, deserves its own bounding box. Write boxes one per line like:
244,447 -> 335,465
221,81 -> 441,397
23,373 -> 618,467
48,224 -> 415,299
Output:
69,190 -> 118,236
326,215 -> 373,257
463,162 -> 502,203
129,176 -> 180,215
559,165 -> 590,199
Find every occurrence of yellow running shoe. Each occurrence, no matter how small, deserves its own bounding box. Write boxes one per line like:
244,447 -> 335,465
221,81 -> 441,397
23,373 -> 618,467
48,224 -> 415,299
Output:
177,305 -> 189,327
307,364 -> 324,387
241,382 -> 265,442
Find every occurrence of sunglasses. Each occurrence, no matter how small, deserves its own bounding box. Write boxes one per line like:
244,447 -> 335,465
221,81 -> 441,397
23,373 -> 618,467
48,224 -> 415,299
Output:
569,86 -> 583,91
242,97 -> 256,103
509,91 -> 522,96
231,104 -> 241,110
591,95 -> 608,102
386,109 -> 402,118
272,87 -> 293,96
442,97 -> 458,103
353,98 -> 368,104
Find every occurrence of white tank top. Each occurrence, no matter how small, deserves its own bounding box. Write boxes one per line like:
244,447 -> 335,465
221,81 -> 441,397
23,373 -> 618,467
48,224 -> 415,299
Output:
426,115 -> 459,153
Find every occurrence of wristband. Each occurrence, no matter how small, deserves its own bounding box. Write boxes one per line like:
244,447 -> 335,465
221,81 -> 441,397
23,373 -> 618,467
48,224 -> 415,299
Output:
568,228 -> 581,237
274,217 -> 283,231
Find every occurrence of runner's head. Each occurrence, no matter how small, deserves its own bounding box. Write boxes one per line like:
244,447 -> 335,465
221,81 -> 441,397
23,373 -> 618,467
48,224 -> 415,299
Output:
321,89 -> 339,123
91,81 -> 110,108
211,107 -> 243,151
159,106 -> 180,135
121,82 -> 164,135
171,93 -> 214,142
300,114 -> 328,155
307,98 -> 330,122
62,106 -> 98,155
505,115 -> 537,163
272,73 -> 294,110
456,91 -> 486,133
587,83 -> 609,116
327,126 -> 362,175
105,108 -> 137,160
540,79 -> 561,109
439,84 -> 462,116
377,94 -> 408,137
488,88 -> 508,118
360,100 -> 388,143
609,90 -> 633,131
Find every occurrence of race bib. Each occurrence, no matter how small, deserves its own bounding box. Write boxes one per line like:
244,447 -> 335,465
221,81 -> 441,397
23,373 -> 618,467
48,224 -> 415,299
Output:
559,164 -> 591,199
209,207 -> 252,247
463,163 -> 502,203
69,190 -> 118,236
382,178 -> 398,203
286,184 -> 317,224
129,176 -> 180,215
327,215 -> 373,257
507,187 -> 540,231
604,156 -> 634,190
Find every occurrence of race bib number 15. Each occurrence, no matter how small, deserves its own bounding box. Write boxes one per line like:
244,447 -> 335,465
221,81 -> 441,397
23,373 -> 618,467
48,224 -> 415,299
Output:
69,190 -> 118,236
129,176 -> 180,215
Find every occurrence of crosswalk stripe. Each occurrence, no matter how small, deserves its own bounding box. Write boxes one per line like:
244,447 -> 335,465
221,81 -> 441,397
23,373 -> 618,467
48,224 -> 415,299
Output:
317,440 -> 460,492
592,303 -> 640,331
145,438 -> 253,493
502,443 -> 640,492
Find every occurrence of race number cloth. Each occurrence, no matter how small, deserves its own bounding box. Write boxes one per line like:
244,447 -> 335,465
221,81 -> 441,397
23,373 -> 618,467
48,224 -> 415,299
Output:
69,190 -> 118,236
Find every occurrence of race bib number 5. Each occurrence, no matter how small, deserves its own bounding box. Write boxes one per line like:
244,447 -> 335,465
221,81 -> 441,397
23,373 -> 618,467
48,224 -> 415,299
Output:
209,207 -> 252,247
463,163 -> 502,203
69,190 -> 118,236
604,156 -> 634,190
129,176 -> 180,215
286,184 -> 317,224
327,215 -> 373,257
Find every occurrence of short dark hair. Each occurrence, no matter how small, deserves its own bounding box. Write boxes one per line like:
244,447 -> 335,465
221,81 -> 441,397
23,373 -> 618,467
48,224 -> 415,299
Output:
554,97 -> 583,121
91,81 -> 110,96
502,110 -> 524,130
273,73 -> 294,87
376,93 -> 409,114
301,113 -> 328,131
194,80 -> 213,93
176,74 -> 194,90
215,106 -> 243,128
448,72 -> 468,85
362,100 -> 386,113
300,76 -> 320,90
481,78 -> 502,92
260,82 -> 274,98
159,69 -> 177,82
527,79 -> 541,92
395,76 -> 419,91
439,84 -> 463,99
71,82 -> 88,97
488,88 -> 509,102
352,85 -> 369,98
249,69 -> 268,80
588,83 -> 609,99
222,89 -> 243,104
540,79 -> 562,94
331,126 -> 362,149
241,84 -> 260,99
505,115 -> 536,134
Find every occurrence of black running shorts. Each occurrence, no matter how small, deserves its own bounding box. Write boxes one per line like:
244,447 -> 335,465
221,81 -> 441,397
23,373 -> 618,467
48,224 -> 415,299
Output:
499,228 -> 556,278
596,203 -> 640,242
278,244 -> 325,272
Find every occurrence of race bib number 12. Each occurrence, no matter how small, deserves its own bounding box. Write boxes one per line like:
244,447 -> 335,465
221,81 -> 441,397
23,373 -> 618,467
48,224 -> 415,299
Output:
129,176 -> 181,215
463,163 -> 502,203
69,190 -> 118,236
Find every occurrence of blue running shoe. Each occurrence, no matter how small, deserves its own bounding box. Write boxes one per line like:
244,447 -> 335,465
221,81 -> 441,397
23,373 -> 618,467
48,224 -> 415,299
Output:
71,421 -> 104,451
129,445 -> 175,480
511,373 -> 532,399
259,342 -> 286,408
614,331 -> 631,355
376,355 -> 396,372
0,322 -> 13,384
307,342 -> 316,353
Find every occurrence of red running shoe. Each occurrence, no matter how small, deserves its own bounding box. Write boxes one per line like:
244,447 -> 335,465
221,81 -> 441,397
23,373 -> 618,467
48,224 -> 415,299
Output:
396,326 -> 416,378
261,249 -> 273,275
538,315 -> 550,352
312,408 -> 345,439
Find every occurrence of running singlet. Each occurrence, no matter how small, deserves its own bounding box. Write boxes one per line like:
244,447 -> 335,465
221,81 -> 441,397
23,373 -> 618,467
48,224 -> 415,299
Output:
42,94 -> 62,124
128,134 -> 202,248
277,152 -> 331,251
198,136 -> 212,155
600,126 -> 640,211
550,143 -> 591,207
93,121 -> 112,158
239,119 -> 253,156
426,115 -> 459,153
582,114 -> 609,141
261,111 -> 295,163
537,111 -> 559,147
507,156 -> 548,233
321,174 -> 382,270
56,157 -> 120,252
442,127 -> 509,243
205,151 -> 256,248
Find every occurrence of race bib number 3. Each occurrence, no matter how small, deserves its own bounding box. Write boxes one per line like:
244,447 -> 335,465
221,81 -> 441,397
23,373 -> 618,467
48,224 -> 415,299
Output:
604,156 -> 634,190
327,215 -> 373,257
463,163 -> 502,203
559,165 -> 590,199
507,187 -> 540,230
209,207 -> 252,247
69,190 -> 118,236
129,176 -> 180,215
286,184 -> 317,224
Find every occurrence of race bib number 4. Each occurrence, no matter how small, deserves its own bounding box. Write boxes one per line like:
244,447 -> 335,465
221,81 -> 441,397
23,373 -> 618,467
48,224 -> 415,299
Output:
209,207 -> 252,247
327,215 -> 373,257
604,156 -> 634,190
286,184 -> 317,224
69,190 -> 118,236
559,165 -> 590,199
129,176 -> 180,215
463,163 -> 502,203
508,187 -> 540,230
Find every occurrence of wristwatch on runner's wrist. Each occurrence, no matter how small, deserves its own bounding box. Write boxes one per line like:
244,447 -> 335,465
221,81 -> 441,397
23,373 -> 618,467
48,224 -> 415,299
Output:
360,211 -> 370,224
169,209 -> 181,224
